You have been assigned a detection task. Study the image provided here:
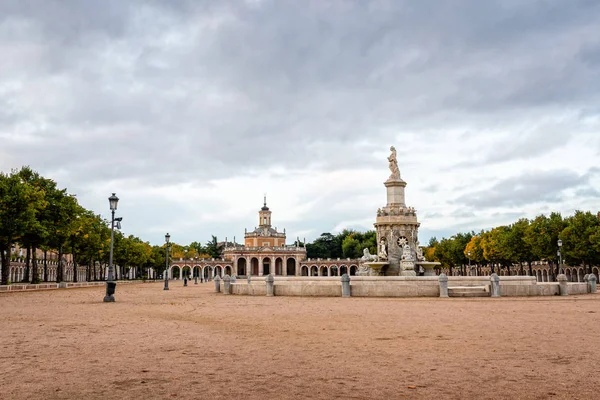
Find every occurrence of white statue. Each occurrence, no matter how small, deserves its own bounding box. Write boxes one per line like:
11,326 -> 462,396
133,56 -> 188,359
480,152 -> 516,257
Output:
360,248 -> 377,262
358,248 -> 377,275
401,243 -> 414,261
378,239 -> 388,261
416,246 -> 426,261
388,146 -> 401,180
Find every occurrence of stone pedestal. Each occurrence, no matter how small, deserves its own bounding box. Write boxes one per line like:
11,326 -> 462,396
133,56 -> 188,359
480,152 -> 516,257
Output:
400,260 -> 416,276
384,179 -> 407,207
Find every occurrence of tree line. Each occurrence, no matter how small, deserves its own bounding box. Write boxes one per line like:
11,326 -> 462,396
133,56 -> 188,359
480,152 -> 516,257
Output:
425,211 -> 600,280
303,230 -> 377,259
0,167 -> 225,285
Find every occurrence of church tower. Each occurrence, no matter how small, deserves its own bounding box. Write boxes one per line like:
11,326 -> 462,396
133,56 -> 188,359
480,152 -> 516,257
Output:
245,196 -> 286,247
258,195 -> 272,227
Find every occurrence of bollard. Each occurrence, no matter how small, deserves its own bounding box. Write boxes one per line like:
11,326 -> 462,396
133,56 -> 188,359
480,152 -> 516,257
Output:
223,275 -> 231,295
584,274 -> 589,284
194,276 -> 198,285
214,275 -> 221,293
184,277 -> 188,287
247,275 -> 252,284
490,273 -> 500,297
231,275 -> 236,284
438,273 -> 448,298
266,274 -> 274,296
588,274 -> 597,294
341,274 -> 351,297
557,274 -> 568,296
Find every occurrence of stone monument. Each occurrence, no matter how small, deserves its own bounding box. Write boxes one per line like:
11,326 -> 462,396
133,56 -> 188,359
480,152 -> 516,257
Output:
368,145 -> 439,276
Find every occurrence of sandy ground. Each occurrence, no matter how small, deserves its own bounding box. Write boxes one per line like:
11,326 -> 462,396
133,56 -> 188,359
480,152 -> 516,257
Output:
1,282 -> 599,400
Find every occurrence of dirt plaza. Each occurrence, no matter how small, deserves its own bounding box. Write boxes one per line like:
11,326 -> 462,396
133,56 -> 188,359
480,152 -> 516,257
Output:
1,282 -> 598,400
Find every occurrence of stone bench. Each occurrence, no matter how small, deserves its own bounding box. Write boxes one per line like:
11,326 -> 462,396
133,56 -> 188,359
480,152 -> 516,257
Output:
448,285 -> 490,298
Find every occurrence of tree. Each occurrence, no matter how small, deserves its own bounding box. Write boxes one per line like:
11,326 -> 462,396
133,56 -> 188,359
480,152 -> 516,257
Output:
46,191 -> 81,282
560,211 -> 599,273
205,235 -> 224,259
0,170 -> 46,285
506,219 -> 535,275
524,213 -> 565,280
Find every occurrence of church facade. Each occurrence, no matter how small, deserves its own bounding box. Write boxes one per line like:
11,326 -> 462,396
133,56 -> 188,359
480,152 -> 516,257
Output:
167,199 -> 361,279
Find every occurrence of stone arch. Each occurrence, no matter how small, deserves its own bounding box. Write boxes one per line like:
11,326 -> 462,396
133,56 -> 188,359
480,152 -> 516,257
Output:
339,265 -> 348,275
214,265 -> 223,278
203,266 -> 213,280
301,265 -> 308,276
566,269 -> 572,282
224,265 -> 232,276
578,268 -> 585,282
349,265 -> 358,276
192,266 -> 201,278
542,269 -> 548,282
286,258 -> 296,276
171,266 -> 181,279
319,266 -> 328,276
262,257 -> 271,275
330,266 -> 339,276
310,265 -> 318,276
182,266 -> 192,279
593,267 -> 599,282
275,257 -> 283,276
536,269 -> 542,282
251,257 -> 259,276
237,258 -> 247,276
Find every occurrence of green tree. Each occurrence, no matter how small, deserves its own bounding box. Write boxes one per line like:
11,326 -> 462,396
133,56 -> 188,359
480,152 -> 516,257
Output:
560,211 -> 599,273
46,191 -> 81,282
16,167 -> 50,283
524,213 -> 565,280
0,170 -> 46,285
205,235 -> 224,258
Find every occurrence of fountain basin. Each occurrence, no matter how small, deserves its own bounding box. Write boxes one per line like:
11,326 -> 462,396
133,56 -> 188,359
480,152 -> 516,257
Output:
415,261 -> 441,276
364,262 -> 389,276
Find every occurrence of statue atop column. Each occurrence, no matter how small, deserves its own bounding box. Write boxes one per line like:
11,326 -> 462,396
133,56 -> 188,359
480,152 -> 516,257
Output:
387,146 -> 401,180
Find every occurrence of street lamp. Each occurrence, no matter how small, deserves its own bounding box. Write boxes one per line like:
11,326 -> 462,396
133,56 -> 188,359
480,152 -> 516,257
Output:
468,250 -> 472,276
183,246 -> 188,286
164,233 -> 170,290
103,193 -> 119,302
557,239 -> 564,275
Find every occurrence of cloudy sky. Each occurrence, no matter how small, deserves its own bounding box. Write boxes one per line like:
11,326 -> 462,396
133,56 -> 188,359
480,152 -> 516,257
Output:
1,0 -> 599,246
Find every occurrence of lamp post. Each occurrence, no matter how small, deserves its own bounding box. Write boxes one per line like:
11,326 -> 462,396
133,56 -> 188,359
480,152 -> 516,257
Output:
164,233 -> 170,290
558,239 -> 563,276
103,193 -> 119,302
468,251 -> 472,276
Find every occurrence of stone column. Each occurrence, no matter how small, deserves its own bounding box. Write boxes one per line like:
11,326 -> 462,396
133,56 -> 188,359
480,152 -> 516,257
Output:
557,274 -> 568,296
490,273 -> 500,297
341,274 -> 351,297
283,257 -> 287,276
223,275 -> 231,295
259,257 -> 264,276
214,275 -> 221,293
266,274 -> 274,296
438,274 -> 448,298
588,274 -> 597,294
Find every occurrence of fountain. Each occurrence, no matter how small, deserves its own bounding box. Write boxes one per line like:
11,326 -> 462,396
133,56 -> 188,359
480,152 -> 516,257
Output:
359,146 -> 440,276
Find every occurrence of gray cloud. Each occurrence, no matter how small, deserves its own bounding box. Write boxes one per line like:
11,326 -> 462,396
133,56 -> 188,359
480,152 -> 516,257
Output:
451,168 -> 595,209
1,1 -> 599,244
